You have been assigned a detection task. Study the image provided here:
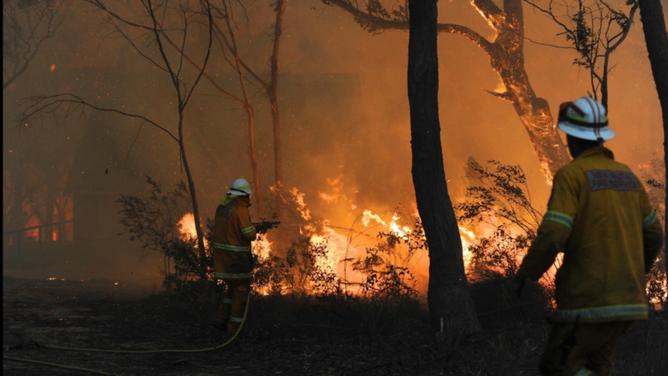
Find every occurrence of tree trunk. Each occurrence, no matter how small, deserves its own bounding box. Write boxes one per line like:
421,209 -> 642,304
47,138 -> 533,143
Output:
638,0 -> 668,277
490,0 -> 570,180
245,104 -> 262,214
408,0 -> 480,336
223,3 -> 263,215
328,0 -> 571,181
178,111 -> 208,280
269,0 -> 286,218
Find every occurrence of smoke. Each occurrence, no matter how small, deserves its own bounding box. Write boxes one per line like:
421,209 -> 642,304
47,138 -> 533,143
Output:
3,0 -> 663,285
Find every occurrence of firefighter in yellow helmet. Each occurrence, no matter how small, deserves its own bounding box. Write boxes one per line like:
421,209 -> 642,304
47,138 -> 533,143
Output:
515,96 -> 663,376
212,178 -> 257,335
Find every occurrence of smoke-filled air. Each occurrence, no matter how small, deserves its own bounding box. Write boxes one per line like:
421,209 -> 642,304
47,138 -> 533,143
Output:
4,1 -> 668,375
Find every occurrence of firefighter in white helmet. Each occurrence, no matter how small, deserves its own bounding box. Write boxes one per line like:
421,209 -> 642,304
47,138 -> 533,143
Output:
211,178 -> 256,334
515,96 -> 663,375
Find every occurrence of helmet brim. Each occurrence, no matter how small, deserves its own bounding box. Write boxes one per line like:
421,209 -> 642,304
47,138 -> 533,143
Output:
227,190 -> 251,196
558,121 -> 615,141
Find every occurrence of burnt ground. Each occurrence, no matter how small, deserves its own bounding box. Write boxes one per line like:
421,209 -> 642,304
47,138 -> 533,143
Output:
3,276 -> 667,376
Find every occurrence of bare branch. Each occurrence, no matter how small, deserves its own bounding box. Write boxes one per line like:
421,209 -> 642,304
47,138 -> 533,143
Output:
20,93 -> 179,143
182,0 -> 213,108
147,0 -> 180,98
324,0 -> 494,54
3,0 -> 63,89
175,5 -> 189,79
108,17 -> 168,73
471,0 -> 506,32
524,35 -> 573,49
525,0 -> 637,106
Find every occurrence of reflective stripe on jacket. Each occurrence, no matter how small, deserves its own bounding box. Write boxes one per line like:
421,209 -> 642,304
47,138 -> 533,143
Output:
211,196 -> 257,280
518,147 -> 663,322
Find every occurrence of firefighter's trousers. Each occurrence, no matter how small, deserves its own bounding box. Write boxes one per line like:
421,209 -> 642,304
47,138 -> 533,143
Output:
539,321 -> 632,376
218,279 -> 251,334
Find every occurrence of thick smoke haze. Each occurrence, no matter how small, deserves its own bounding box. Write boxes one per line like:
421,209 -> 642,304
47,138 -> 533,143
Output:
3,0 -> 664,287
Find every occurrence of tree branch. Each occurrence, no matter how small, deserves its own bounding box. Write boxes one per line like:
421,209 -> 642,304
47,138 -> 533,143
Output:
324,0 -> 494,54
20,93 -> 179,143
471,0 -> 506,32
182,0 -> 213,108
86,0 -> 243,103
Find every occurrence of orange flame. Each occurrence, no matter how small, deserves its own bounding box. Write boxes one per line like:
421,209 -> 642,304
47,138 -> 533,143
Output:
177,213 -> 208,248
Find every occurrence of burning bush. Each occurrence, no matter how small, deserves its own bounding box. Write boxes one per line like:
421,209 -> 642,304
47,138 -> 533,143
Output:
640,158 -> 667,305
252,236 -> 341,296
456,159 -> 542,281
458,157 -> 668,306
351,219 -> 425,298
252,186 -> 425,298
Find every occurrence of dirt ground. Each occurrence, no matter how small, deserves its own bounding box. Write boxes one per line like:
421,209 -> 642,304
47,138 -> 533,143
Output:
3,276 -> 668,375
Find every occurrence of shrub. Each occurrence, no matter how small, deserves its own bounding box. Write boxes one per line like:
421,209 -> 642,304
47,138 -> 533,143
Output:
117,176 -> 211,290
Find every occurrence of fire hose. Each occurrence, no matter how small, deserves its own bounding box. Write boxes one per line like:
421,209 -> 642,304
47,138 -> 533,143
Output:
3,293 -> 251,375
7,222 -> 276,373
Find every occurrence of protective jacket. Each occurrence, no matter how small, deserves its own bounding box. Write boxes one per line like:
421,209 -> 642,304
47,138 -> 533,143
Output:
211,196 -> 257,280
518,147 -> 663,322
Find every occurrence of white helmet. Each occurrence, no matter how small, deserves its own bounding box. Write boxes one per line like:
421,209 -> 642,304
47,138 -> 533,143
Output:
227,177 -> 252,196
557,96 -> 615,141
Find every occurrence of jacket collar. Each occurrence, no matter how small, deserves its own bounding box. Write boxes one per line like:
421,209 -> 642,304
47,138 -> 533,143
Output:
575,146 -> 615,160
220,195 -> 237,206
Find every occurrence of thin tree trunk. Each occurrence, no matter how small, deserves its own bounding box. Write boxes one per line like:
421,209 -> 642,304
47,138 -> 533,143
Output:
638,0 -> 668,276
222,4 -> 263,215
408,0 -> 480,336
246,106 -> 261,213
269,0 -> 286,218
178,110 -> 207,279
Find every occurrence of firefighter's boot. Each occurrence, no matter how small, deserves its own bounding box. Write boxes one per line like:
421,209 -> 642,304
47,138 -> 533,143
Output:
227,280 -> 250,335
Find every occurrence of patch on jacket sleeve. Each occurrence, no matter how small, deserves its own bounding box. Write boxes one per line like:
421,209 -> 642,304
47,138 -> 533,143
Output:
585,170 -> 639,192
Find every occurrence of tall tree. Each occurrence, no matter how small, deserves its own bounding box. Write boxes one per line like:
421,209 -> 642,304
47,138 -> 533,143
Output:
212,0 -> 263,214
326,0 -> 570,181
637,0 -> 668,277
408,0 -> 480,336
21,0 -> 214,279
209,0 -> 287,217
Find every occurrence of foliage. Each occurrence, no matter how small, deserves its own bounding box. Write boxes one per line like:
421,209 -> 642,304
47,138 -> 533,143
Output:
252,235 -> 341,296
352,219 -> 425,298
457,158 -> 542,278
467,225 -> 532,278
117,176 -> 210,289
640,157 -> 667,304
525,0 -> 638,105
253,187 -> 423,299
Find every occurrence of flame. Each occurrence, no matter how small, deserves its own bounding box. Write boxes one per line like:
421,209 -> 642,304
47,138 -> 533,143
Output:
254,233 -> 272,261
361,210 -> 412,238
318,176 -> 343,204
290,187 -> 312,221
492,79 -> 506,94
24,215 -> 40,240
361,209 -> 386,227
459,226 -> 476,271
177,213 -> 208,248
183,180 -> 667,302
649,277 -> 668,305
